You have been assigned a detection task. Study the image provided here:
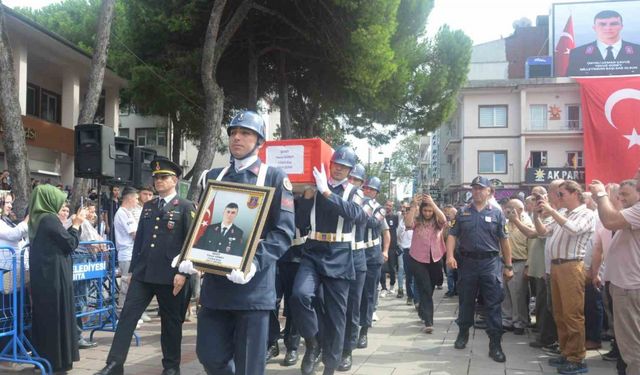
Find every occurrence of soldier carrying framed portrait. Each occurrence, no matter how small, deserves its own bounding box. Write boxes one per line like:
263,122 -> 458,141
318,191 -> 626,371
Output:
178,180 -> 275,276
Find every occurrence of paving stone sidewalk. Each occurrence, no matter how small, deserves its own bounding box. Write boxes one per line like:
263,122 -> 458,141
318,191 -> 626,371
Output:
1,288 -> 616,374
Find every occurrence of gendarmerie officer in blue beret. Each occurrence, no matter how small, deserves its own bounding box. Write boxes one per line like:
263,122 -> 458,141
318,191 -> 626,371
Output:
178,110 -> 295,375
95,157 -> 196,375
446,176 -> 514,363
290,146 -> 365,375
336,163 -> 370,371
357,177 -> 390,349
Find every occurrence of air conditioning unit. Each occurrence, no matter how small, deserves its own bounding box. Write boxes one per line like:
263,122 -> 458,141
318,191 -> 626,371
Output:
526,56 -> 552,78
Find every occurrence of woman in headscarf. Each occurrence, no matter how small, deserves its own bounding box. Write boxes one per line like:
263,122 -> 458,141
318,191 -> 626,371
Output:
28,184 -> 86,373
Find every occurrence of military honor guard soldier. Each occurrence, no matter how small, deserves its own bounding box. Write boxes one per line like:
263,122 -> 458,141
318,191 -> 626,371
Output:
446,176 -> 514,363
290,146 -> 365,375
95,157 -> 196,375
177,110 -> 295,375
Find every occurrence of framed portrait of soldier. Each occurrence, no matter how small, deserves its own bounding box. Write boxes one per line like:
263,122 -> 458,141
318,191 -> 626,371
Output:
179,181 -> 275,276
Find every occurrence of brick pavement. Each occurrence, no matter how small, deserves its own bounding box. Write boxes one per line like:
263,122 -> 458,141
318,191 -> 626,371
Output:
1,288 -> 616,375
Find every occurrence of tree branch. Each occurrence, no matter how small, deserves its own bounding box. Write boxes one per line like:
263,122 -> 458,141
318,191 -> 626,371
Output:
252,4 -> 312,42
214,0 -> 254,67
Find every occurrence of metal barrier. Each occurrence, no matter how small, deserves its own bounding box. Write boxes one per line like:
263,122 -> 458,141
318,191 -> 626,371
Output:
73,241 -> 138,346
0,246 -> 52,374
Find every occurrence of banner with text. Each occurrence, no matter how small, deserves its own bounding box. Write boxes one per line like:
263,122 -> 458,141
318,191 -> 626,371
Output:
525,167 -> 585,184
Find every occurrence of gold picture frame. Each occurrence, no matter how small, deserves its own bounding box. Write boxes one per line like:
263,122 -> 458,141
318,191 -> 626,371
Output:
179,180 -> 274,276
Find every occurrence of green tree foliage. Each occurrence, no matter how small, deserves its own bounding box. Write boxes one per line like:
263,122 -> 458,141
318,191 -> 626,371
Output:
390,135 -> 420,183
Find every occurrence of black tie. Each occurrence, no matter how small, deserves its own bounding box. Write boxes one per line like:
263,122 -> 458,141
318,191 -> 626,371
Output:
158,199 -> 165,209
222,227 -> 228,236
606,46 -> 614,61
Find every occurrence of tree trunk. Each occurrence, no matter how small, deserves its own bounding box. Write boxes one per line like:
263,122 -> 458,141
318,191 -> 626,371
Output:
188,0 -> 253,200
0,3 -> 30,219
70,0 -> 116,210
247,32 -> 258,111
170,112 -> 181,166
278,51 -> 292,139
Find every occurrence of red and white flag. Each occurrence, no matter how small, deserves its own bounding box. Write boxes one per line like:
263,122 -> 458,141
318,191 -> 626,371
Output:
577,76 -> 640,183
194,193 -> 216,243
555,16 -> 575,77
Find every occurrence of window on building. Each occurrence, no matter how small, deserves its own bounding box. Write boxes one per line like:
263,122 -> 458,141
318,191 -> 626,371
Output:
530,105 -> 547,129
566,104 -> 581,129
566,151 -> 583,167
479,105 -> 508,128
26,84 -> 39,116
136,128 -> 167,147
40,89 -> 61,124
530,151 -> 548,168
478,151 -> 507,174
118,128 -> 130,139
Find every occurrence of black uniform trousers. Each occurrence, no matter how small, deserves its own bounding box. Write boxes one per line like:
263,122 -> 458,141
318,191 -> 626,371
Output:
291,263 -> 350,369
107,278 -> 189,369
360,263 -> 382,329
267,268 -> 285,347
197,307 -> 269,375
344,268 -> 366,352
457,255 -> 504,337
279,262 -> 301,351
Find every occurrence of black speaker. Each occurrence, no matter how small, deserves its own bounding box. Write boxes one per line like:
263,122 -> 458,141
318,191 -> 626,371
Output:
112,137 -> 134,184
133,147 -> 157,188
74,124 -> 115,179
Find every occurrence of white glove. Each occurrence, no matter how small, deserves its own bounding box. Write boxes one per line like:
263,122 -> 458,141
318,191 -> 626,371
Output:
171,255 -> 199,275
313,164 -> 330,194
226,262 -> 257,285
178,260 -> 199,275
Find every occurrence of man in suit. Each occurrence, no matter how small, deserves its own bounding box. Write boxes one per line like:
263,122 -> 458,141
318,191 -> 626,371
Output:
567,9 -> 640,76
94,157 -> 195,375
194,202 -> 245,256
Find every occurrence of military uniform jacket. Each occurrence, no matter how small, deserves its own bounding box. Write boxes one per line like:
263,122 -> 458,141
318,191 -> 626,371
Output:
567,40 -> 640,76
279,195 -> 312,264
129,196 -> 196,285
298,181 -> 365,280
200,159 -> 295,311
364,214 -> 386,266
352,192 -> 374,272
194,222 -> 244,256
449,203 -> 508,254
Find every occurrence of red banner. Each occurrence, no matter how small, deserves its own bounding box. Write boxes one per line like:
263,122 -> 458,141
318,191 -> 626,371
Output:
577,76 -> 640,183
554,16 -> 574,77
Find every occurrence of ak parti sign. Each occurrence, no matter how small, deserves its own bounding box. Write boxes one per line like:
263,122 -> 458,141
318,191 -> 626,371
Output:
525,167 -> 585,184
577,76 -> 640,183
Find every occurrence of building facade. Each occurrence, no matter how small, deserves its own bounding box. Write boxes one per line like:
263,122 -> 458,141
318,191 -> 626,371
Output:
0,7 -> 126,186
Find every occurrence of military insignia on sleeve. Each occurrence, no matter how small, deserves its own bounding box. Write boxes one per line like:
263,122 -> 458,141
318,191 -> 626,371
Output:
281,196 -> 294,212
247,195 -> 260,209
283,177 -> 293,192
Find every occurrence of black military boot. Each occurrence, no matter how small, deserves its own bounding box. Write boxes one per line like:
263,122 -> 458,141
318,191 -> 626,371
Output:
301,337 -> 321,375
337,350 -> 352,372
357,327 -> 368,349
266,342 -> 280,361
489,335 -> 506,362
454,329 -> 469,349
282,349 -> 298,366
322,366 -> 336,375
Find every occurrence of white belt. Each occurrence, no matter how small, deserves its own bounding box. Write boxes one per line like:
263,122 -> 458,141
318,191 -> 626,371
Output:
364,238 -> 381,248
292,236 -> 308,246
353,241 -> 367,250
308,231 -> 353,243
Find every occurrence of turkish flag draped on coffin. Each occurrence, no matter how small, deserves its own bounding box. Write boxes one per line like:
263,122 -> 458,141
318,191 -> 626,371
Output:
577,76 -> 640,183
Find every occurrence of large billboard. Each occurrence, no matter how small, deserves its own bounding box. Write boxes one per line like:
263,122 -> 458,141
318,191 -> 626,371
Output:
553,0 -> 640,77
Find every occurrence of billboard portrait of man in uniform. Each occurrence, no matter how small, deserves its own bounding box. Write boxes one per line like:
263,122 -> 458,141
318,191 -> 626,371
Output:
567,9 -> 640,76
194,202 -> 245,256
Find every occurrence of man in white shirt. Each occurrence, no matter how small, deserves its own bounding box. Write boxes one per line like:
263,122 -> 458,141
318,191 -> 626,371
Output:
114,187 -> 139,310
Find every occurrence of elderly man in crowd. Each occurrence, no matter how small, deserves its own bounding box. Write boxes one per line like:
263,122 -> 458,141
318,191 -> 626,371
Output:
502,199 -> 533,335
535,180 -> 595,374
590,172 -> 640,375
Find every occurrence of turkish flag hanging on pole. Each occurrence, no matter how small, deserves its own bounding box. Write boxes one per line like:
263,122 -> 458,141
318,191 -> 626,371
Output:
555,16 -> 575,77
577,76 -> 640,183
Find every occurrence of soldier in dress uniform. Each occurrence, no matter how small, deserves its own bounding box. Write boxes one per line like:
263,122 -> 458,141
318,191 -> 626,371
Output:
446,176 -> 514,363
177,110 -> 295,375
194,202 -> 245,256
290,146 -> 365,375
266,186 -> 315,367
356,177 -> 390,349
95,157 -> 196,375
337,163 -> 370,371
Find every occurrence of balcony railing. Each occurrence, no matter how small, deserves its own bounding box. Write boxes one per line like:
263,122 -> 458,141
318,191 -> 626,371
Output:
526,121 -> 582,132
